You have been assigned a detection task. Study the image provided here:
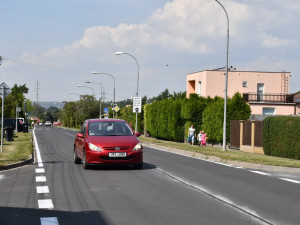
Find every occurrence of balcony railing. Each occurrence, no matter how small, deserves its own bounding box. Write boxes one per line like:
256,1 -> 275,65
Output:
243,93 -> 294,103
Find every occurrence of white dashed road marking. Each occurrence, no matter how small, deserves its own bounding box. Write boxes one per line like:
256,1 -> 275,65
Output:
146,145 -> 300,185
35,168 -> 45,173
36,176 -> 47,182
279,178 -> 300,184
40,217 -> 59,225
36,186 -> 50,194
250,170 -> 271,176
38,199 -> 54,209
33,128 -> 59,224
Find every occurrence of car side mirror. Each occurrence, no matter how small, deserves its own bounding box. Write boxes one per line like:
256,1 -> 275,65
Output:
135,132 -> 141,137
77,133 -> 84,138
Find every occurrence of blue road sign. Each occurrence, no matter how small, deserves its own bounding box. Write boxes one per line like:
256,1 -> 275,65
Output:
104,108 -> 109,114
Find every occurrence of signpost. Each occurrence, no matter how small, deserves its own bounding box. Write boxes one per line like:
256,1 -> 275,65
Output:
0,82 -> 11,153
133,97 -> 142,113
132,97 -> 142,133
15,107 -> 21,132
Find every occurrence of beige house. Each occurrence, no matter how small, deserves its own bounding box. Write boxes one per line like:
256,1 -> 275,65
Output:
187,68 -> 300,115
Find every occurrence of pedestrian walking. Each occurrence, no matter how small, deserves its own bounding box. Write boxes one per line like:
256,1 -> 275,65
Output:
188,124 -> 196,145
197,131 -> 202,146
201,131 -> 207,146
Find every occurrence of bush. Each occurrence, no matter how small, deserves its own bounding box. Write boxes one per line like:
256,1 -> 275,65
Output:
144,99 -> 184,141
202,98 -> 224,143
263,116 -> 300,159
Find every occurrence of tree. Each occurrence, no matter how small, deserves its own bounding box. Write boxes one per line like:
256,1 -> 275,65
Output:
228,92 -> 251,120
1,84 -> 29,118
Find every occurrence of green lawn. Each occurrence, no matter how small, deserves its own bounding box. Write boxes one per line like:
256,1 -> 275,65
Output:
139,136 -> 300,168
0,132 -> 33,167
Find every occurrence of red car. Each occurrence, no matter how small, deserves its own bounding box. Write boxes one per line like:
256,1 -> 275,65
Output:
74,119 -> 143,169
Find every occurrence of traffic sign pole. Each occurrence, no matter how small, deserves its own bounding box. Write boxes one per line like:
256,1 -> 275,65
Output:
0,82 -> 11,153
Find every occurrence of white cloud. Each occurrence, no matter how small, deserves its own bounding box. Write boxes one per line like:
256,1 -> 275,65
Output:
4,0 -> 300,100
261,33 -> 298,48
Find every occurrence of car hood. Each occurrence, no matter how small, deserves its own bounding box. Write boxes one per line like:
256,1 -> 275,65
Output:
87,135 -> 139,148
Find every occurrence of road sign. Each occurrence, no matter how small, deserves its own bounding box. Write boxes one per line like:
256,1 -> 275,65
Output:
16,107 -> 21,112
104,108 -> 109,114
0,82 -> 11,98
113,106 -> 120,112
133,97 -> 142,113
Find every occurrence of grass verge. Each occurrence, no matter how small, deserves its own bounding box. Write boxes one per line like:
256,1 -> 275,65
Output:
139,136 -> 300,168
0,132 -> 33,167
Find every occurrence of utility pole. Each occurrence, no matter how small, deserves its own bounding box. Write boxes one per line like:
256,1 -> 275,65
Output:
35,80 -> 40,105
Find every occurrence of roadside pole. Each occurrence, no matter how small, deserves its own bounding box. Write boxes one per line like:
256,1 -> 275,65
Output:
0,82 -> 11,153
1,86 -> 4,153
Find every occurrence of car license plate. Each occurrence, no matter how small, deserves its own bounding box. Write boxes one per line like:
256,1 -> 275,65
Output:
109,152 -> 127,157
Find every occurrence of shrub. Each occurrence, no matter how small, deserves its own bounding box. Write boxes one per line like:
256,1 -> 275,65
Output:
263,116 -> 300,159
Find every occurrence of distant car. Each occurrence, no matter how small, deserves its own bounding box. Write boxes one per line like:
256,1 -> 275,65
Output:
73,119 -> 143,170
53,121 -> 62,126
45,121 -> 52,127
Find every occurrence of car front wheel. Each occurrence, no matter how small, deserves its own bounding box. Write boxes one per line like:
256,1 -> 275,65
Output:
73,148 -> 81,164
83,150 -> 89,170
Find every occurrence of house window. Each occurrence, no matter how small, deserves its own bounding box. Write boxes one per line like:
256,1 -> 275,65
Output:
242,81 -> 247,87
198,81 -> 202,95
263,107 -> 275,115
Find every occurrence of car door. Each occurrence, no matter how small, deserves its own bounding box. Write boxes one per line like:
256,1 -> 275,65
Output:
75,122 -> 87,159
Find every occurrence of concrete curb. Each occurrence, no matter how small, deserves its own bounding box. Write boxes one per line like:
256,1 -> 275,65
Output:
0,153 -> 34,171
0,130 -> 35,171
143,143 -> 300,175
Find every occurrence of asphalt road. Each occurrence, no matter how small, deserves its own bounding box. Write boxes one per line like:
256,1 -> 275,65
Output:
0,126 -> 299,225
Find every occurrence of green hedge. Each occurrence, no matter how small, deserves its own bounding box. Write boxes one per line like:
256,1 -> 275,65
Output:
144,92 -> 251,144
263,116 -> 300,159
144,99 -> 184,142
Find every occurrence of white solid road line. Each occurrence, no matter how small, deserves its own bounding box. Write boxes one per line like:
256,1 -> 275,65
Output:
33,128 -> 44,167
40,217 -> 59,225
0,174 -> 4,180
38,199 -> 54,209
279,178 -> 300,184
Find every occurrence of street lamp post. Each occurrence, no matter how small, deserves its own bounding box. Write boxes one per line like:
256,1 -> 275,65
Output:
115,51 -> 140,133
92,72 -> 115,118
77,85 -> 95,96
215,0 -> 229,150
86,81 -> 103,118
115,52 -> 139,96
68,92 -> 82,100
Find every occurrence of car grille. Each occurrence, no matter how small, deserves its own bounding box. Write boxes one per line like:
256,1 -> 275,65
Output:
100,155 -> 135,161
102,146 -> 130,151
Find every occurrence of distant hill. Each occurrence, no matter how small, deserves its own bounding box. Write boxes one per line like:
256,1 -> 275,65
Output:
32,101 -> 65,109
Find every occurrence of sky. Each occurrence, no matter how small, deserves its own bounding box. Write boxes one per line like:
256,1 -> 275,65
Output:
1,0 -> 300,103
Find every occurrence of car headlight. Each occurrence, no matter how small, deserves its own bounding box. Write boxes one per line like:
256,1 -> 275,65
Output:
88,143 -> 103,152
133,143 -> 142,151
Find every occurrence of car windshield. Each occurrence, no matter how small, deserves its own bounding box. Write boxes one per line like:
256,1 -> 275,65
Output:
88,121 -> 134,136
